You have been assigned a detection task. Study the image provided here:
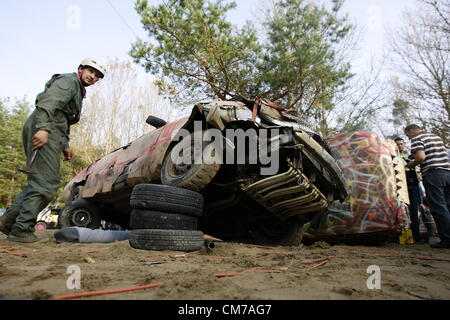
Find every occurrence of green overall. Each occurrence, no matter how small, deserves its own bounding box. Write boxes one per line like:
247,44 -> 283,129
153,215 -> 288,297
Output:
2,73 -> 83,233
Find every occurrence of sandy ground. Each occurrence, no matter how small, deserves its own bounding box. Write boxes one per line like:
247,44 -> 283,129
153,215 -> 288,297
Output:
0,229 -> 449,301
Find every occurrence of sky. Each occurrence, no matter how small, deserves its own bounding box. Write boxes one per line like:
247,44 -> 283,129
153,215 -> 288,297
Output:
0,0 -> 416,103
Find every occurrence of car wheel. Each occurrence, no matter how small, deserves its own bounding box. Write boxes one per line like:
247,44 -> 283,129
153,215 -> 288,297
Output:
35,221 -> 47,231
130,184 -> 204,217
250,218 -> 305,246
161,131 -> 221,192
129,229 -> 204,252
129,209 -> 198,230
58,199 -> 102,230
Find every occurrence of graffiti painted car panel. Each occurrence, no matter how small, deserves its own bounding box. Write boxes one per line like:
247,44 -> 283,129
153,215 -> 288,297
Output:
304,131 -> 409,244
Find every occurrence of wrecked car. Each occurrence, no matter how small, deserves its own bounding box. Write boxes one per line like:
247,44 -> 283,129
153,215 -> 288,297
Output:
35,206 -> 61,231
60,97 -> 349,245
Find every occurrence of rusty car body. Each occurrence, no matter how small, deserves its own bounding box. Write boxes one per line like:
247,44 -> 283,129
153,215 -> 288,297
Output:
61,97 -> 349,244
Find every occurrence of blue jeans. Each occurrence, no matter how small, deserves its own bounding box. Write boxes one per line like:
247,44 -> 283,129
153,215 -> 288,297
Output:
420,206 -> 435,238
408,184 -> 422,241
423,169 -> 450,243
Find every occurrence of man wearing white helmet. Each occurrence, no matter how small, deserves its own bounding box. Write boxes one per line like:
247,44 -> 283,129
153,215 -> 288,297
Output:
0,58 -> 106,243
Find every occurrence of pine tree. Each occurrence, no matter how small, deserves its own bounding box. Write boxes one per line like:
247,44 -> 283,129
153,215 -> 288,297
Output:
0,99 -> 29,207
131,0 -> 353,115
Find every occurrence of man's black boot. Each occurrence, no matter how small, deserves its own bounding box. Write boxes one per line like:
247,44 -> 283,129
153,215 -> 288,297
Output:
7,226 -> 40,243
0,215 -> 13,236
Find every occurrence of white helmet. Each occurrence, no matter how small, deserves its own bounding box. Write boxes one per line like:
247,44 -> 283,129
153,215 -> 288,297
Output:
79,57 -> 106,78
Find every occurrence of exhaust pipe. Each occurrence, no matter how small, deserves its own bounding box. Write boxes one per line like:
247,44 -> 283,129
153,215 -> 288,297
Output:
204,239 -> 215,252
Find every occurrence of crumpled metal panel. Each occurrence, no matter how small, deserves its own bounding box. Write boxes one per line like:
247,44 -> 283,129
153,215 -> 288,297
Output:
386,139 -> 410,205
294,131 -> 349,200
199,100 -> 258,125
74,117 -> 190,199
81,151 -> 122,198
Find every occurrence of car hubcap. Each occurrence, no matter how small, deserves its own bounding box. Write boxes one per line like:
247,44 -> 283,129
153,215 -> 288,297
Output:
35,223 -> 46,231
71,208 -> 92,227
171,143 -> 202,177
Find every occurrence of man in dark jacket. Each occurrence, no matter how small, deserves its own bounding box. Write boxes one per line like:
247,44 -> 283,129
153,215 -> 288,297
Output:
0,58 -> 106,243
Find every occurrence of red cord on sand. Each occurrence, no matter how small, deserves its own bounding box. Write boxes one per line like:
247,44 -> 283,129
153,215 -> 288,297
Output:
302,256 -> 338,265
214,272 -> 244,278
408,256 -> 450,262
0,247 -> 33,256
52,282 -> 164,300
305,259 -> 330,271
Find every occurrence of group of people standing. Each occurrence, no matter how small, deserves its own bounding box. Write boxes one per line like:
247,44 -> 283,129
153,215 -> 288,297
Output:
396,125 -> 450,249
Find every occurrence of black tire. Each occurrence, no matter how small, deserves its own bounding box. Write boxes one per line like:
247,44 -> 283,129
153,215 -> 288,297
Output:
58,199 -> 102,229
129,209 -> 198,230
161,131 -> 221,192
250,218 -> 305,246
130,184 -> 204,217
129,229 -> 204,252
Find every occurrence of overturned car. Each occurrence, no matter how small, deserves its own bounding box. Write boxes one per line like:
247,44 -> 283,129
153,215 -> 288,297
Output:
60,97 -> 349,245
